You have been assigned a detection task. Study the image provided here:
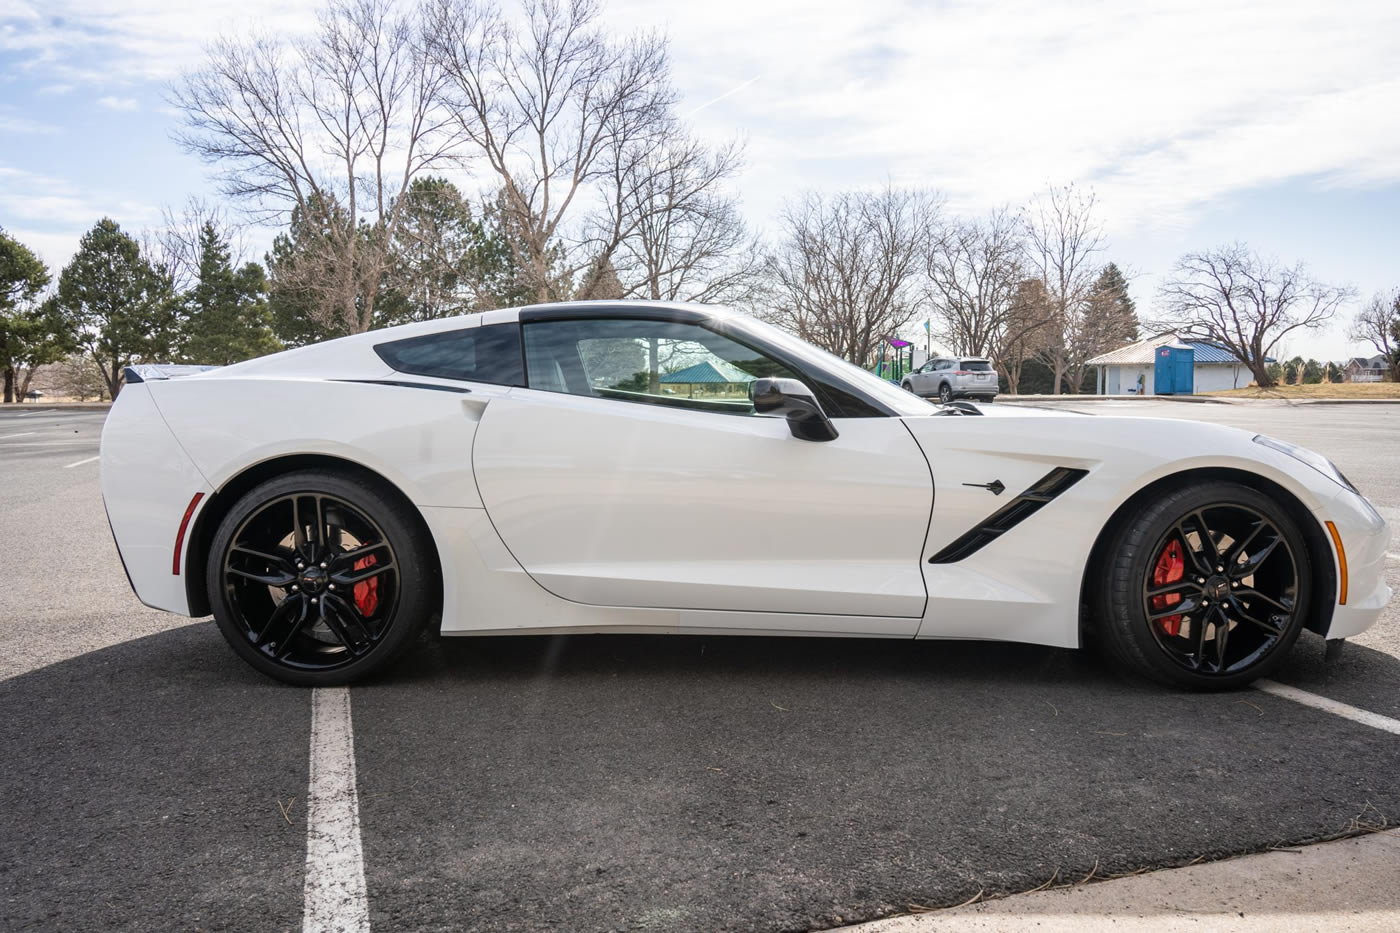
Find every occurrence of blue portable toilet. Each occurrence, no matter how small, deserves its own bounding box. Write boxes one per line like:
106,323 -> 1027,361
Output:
1153,344 -> 1195,395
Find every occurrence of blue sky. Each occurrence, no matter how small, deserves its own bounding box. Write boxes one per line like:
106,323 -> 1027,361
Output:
2,0 -> 1398,361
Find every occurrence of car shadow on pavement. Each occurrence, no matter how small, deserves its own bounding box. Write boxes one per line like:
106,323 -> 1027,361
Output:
348,631 -> 1400,932
5,624 -> 1399,933
0,622 -> 310,933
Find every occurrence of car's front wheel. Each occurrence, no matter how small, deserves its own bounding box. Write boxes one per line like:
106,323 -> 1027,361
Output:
1098,481 -> 1311,689
206,470 -> 435,686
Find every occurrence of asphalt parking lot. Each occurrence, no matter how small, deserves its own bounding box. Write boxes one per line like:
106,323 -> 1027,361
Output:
1,400 -> 1398,932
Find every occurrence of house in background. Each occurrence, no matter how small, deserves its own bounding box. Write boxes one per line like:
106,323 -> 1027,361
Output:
1343,354 -> 1388,383
1087,334 -> 1260,395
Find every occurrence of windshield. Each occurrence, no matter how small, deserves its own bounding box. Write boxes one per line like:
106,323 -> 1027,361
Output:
728,315 -> 936,416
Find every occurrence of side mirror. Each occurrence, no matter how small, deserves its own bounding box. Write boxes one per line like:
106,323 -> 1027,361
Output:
751,377 -> 839,442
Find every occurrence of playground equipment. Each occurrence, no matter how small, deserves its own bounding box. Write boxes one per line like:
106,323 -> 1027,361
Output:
873,338 -> 916,383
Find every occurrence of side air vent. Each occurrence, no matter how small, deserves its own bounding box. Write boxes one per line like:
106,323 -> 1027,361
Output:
928,467 -> 1088,564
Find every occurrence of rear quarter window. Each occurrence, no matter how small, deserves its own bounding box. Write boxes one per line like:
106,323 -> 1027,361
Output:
374,323 -> 524,386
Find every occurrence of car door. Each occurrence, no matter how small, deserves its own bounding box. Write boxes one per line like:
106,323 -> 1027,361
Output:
912,359 -> 936,394
471,313 -> 933,629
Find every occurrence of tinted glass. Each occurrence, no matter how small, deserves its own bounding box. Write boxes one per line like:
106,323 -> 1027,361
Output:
523,318 -> 798,415
960,360 -> 993,372
721,315 -> 922,417
374,323 -> 524,386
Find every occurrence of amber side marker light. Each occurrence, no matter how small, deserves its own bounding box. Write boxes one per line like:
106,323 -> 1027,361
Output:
1324,520 -> 1348,605
173,492 -> 205,575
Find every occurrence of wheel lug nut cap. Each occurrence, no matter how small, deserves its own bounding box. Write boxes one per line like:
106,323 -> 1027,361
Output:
291,585 -> 299,591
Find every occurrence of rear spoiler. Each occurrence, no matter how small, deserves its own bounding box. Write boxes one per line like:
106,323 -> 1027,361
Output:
122,364 -> 222,384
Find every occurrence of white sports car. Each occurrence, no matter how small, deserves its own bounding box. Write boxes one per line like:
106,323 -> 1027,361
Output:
101,302 -> 1392,689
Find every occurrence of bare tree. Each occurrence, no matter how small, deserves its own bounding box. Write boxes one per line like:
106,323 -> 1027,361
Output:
766,187 -> 937,366
173,0 -> 461,333
1349,289 -> 1399,377
1021,184 -> 1105,393
605,135 -> 764,305
426,0 -> 674,302
1154,244 -> 1356,388
925,207 -> 1023,357
147,198 -> 248,293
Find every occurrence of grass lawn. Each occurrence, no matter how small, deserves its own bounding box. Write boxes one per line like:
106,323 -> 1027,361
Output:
1206,382 -> 1400,399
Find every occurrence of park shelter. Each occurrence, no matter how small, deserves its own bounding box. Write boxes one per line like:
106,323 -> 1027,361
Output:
1088,334 -> 1256,395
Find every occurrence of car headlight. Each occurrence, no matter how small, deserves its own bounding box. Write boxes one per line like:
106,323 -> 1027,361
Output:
1253,435 -> 1356,492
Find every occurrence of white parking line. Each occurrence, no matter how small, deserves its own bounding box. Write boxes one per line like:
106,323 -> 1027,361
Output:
1255,680 -> 1400,736
64,455 -> 100,469
303,687 -> 371,933
0,432 -> 36,439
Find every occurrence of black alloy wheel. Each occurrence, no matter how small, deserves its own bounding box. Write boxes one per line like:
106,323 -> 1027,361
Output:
1099,481 -> 1312,689
207,470 -> 434,686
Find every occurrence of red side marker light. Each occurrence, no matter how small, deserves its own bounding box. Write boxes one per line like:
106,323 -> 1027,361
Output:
173,492 -> 205,575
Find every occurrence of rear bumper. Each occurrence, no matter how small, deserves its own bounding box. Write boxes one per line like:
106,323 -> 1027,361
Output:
100,384 -> 212,615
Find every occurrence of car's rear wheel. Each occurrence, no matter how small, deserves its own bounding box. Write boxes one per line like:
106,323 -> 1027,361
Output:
938,383 -> 953,403
1098,481 -> 1311,689
206,470 -> 434,686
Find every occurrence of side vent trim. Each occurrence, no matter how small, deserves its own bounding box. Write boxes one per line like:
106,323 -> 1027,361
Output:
928,467 -> 1089,564
334,378 -> 472,394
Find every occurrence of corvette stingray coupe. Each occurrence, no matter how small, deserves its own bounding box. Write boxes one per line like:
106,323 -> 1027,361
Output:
101,302 -> 1391,689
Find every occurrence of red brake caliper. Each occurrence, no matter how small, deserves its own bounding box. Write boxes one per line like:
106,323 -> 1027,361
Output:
1151,538 -> 1185,636
353,554 -> 379,616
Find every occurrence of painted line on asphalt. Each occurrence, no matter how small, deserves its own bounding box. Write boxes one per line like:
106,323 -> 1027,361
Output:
303,687 -> 371,933
1255,680 -> 1400,736
0,432 -> 36,439
63,455 -> 100,469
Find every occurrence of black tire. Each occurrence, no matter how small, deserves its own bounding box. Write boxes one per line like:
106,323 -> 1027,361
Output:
938,383 -> 953,403
206,469 -> 435,686
901,380 -> 914,394
1097,481 -> 1311,690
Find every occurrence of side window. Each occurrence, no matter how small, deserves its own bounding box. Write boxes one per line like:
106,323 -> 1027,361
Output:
522,318 -> 798,415
374,323 -> 524,386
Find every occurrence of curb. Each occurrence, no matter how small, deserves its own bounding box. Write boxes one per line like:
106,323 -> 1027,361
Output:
1003,395 -> 1229,405
1294,398 -> 1400,405
0,403 -> 112,412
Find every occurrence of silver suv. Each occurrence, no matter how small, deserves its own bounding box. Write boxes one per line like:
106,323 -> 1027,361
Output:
902,357 -> 999,403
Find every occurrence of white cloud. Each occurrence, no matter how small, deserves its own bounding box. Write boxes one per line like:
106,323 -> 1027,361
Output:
0,164 -> 162,270
616,0 -> 1400,238
0,0 -> 319,83
0,110 -> 58,134
96,95 -> 139,111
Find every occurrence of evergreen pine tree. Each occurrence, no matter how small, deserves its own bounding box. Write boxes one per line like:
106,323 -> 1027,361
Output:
54,218 -> 176,398
180,223 -> 282,365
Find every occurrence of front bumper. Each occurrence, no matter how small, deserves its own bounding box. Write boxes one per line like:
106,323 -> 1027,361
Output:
1318,487 -> 1392,639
